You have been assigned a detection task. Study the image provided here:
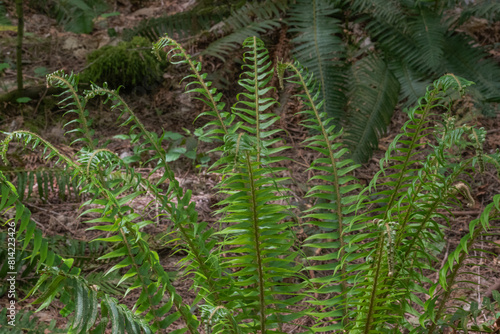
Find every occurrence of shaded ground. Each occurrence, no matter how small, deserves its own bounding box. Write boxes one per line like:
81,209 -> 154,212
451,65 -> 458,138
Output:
1,0 -> 500,332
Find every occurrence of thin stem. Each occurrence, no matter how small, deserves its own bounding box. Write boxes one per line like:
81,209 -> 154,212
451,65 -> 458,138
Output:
246,153 -> 266,333
16,0 -> 23,92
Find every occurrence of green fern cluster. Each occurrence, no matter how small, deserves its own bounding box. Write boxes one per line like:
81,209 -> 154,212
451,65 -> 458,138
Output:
291,0 -> 500,162
124,0 -> 500,163
0,36 -> 499,333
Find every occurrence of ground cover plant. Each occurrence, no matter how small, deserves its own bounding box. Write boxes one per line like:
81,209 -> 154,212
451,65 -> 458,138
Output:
0,35 -> 500,333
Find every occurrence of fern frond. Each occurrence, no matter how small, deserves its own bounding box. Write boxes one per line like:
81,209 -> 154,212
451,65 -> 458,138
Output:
220,0 -> 288,33
289,0 -> 347,120
3,83 -> 202,333
205,37 -> 306,333
232,36 -> 282,161
344,55 -> 400,163
46,71 -> 96,149
0,233 -> 41,294
278,60 -> 365,329
0,173 -> 75,276
83,71 -> 234,332
0,172 -> 147,333
216,151 -> 304,333
366,18 -> 434,76
0,167 -> 81,202
424,193 -> 500,332
26,270 -> 153,334
0,308 -> 66,333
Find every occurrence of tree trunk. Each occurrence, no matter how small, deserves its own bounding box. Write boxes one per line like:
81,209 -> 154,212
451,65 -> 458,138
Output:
16,0 -> 24,93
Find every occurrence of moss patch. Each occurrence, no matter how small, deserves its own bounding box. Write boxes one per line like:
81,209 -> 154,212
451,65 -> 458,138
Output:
81,36 -> 167,92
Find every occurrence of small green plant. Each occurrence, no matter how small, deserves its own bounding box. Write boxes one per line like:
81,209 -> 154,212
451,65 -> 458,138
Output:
115,129 -> 209,166
0,36 -> 499,333
0,62 -> 9,73
81,36 -> 167,92
15,96 -> 31,103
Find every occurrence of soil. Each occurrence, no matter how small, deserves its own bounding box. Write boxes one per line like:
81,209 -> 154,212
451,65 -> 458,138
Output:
0,1 -> 499,333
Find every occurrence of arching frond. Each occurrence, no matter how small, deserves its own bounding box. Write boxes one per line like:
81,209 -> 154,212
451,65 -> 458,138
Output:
153,35 -> 233,142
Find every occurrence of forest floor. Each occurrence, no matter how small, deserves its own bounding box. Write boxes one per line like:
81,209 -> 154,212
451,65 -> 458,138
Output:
1,0 -> 500,332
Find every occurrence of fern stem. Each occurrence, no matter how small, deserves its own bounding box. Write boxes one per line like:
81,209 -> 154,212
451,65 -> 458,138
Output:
245,152 -> 266,333
382,90 -> 438,220
426,224 -> 482,334
362,234 -> 386,334
119,228 -> 162,330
